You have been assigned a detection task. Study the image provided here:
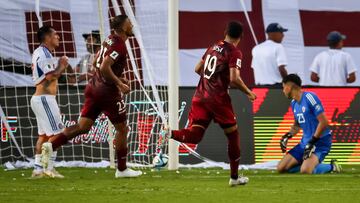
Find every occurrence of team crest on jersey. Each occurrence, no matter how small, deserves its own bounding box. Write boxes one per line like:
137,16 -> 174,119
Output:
302,106 -> 306,113
110,51 -> 119,60
236,59 -> 242,69
58,123 -> 64,129
105,38 -> 113,45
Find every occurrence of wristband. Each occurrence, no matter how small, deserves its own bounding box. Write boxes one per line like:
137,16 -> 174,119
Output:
308,136 -> 320,145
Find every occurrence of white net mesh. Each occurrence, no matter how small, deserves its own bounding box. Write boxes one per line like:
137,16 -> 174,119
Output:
0,0 -> 169,167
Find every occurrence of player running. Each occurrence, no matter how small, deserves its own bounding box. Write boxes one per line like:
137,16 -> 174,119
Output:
163,21 -> 257,186
277,74 -> 341,174
41,15 -> 142,178
30,25 -> 68,178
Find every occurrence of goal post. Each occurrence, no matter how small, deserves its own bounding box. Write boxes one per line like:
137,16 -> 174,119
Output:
168,0 -> 179,170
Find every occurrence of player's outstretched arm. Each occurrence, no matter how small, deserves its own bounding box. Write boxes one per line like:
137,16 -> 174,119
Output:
100,56 -> 130,94
229,68 -> 256,101
45,56 -> 68,80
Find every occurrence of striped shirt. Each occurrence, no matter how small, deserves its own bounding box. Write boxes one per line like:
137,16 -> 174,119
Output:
31,45 -> 57,85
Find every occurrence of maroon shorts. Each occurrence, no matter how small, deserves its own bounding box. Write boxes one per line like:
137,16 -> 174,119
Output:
187,98 -> 237,129
81,85 -> 126,124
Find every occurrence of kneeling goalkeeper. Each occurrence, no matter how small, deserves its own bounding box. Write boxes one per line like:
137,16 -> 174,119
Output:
277,74 -> 341,174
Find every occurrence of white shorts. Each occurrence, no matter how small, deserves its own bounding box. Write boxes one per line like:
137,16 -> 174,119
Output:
30,95 -> 64,136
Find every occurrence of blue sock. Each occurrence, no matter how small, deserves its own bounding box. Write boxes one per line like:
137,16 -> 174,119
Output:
288,165 -> 300,173
313,164 -> 333,174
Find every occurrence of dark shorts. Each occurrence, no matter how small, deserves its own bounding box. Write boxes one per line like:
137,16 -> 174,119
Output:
81,85 -> 127,124
187,98 -> 237,129
288,138 -> 332,164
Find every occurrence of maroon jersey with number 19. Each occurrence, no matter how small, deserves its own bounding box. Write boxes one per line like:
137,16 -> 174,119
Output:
194,40 -> 242,104
81,34 -> 128,124
189,40 -> 242,128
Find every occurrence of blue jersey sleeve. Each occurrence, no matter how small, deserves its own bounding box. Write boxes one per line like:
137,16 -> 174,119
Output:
305,92 -> 324,117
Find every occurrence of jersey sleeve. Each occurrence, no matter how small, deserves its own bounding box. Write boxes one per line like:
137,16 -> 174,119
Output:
201,47 -> 210,61
305,92 -> 324,117
309,54 -> 320,74
251,47 -> 257,69
345,53 -> 357,75
229,49 -> 242,70
105,40 -> 126,62
276,45 -> 287,66
36,57 -> 56,75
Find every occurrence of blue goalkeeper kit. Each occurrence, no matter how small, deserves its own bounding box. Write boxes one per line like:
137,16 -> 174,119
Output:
288,91 -> 332,163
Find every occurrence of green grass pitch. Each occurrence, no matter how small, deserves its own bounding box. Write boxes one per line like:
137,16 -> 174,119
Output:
1,165 -> 360,203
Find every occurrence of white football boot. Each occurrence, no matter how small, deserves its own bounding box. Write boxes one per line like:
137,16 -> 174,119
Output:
115,168 -> 142,178
229,175 -> 249,186
44,169 -> 64,178
41,142 -> 53,169
31,169 -> 45,179
331,159 -> 342,173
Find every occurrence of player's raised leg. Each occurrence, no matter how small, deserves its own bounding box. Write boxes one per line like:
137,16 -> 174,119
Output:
171,125 -> 206,144
42,117 -> 94,171
114,122 -> 142,178
170,100 -> 209,144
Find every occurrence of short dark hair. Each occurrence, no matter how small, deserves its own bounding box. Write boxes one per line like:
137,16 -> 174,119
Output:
282,74 -> 302,87
37,25 -> 54,42
225,21 -> 243,39
110,15 -> 128,30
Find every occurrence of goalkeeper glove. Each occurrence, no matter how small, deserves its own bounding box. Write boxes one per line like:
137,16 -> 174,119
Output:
303,136 -> 320,160
280,132 -> 293,153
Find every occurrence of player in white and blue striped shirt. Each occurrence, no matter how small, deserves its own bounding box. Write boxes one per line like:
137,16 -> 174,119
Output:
30,25 -> 68,178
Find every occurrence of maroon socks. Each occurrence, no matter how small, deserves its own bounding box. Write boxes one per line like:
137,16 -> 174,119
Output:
226,130 -> 241,180
116,147 -> 127,171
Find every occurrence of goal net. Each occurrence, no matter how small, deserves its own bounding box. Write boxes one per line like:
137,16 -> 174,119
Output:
0,0 -> 171,168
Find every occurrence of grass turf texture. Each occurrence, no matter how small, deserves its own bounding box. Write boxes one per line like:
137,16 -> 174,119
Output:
1,165 -> 360,203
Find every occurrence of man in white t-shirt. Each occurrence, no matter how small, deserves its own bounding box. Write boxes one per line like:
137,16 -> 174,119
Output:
310,31 -> 357,86
74,30 -> 101,85
251,23 -> 288,86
